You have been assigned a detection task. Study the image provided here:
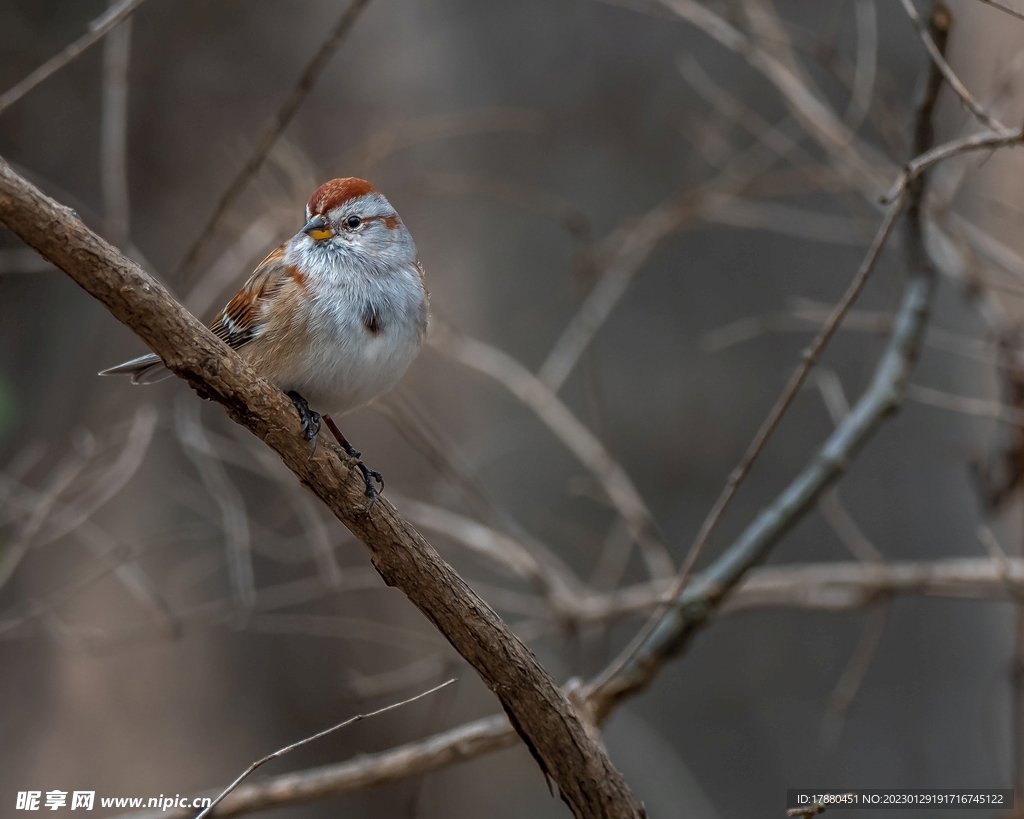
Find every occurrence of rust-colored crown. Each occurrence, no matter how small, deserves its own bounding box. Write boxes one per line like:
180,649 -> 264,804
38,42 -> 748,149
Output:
306,178 -> 377,215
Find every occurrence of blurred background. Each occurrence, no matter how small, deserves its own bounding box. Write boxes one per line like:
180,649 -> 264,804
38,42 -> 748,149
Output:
2,0 -> 1024,816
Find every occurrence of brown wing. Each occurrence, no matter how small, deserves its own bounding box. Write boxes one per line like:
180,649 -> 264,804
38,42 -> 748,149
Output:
209,245 -> 293,350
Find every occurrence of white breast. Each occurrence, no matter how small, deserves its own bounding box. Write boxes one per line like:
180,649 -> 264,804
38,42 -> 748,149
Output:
281,263 -> 427,415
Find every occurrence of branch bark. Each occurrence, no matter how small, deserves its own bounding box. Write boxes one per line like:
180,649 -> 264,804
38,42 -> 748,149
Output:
0,157 -> 644,819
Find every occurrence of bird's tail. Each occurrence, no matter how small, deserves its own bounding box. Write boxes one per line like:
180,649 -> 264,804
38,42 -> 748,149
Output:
98,353 -> 174,384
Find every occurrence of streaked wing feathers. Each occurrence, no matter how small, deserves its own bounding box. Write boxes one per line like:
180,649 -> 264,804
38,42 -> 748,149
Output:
209,245 -> 292,349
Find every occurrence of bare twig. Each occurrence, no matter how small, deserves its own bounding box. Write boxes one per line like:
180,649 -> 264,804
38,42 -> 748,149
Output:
536,133 -> 852,394
882,126 -> 1024,204
193,679 -> 457,819
974,0 -> 1024,22
430,321 -> 676,580
0,440 -> 93,590
376,393 -> 587,607
175,0 -> 372,286
819,484 -> 889,748
814,367 -> 852,426
907,383 -> 1024,426
175,398 -> 256,611
183,212 -> 293,318
100,1 -> 132,248
899,0 -> 1003,130
703,197 -> 863,245
702,298 -> 995,363
387,493 -> 549,589
343,109 -> 545,176
118,713 -> 519,819
535,8 -> 886,398
819,488 -> 882,564
723,557 -> 1024,613
0,0 -> 149,116
35,405 -> 157,546
844,0 -> 878,130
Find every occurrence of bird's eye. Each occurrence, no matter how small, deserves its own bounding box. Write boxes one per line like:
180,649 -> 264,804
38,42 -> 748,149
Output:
345,215 -> 362,230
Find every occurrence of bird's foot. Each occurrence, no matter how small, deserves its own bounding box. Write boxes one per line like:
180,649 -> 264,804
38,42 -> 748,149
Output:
339,440 -> 385,502
321,414 -> 385,504
287,391 -> 321,452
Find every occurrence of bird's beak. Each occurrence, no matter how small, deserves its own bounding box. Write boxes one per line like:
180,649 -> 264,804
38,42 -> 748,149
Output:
303,214 -> 334,241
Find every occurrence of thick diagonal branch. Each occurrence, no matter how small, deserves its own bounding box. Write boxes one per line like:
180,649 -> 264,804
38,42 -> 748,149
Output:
0,157 -> 644,819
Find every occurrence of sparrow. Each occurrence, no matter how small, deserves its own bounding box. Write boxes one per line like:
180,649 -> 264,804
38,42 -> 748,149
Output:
101,177 -> 429,500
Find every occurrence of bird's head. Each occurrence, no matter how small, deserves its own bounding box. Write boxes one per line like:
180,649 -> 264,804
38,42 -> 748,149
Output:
295,177 -> 416,273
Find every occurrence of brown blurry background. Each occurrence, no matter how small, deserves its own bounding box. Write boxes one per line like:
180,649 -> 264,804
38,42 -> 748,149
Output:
2,0 -> 1024,816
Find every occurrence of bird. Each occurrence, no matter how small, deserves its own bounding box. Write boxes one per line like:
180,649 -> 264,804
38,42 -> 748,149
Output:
100,177 -> 429,501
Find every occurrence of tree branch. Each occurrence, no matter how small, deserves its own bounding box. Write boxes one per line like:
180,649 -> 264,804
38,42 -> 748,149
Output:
0,157 -> 644,819
0,0 -> 149,116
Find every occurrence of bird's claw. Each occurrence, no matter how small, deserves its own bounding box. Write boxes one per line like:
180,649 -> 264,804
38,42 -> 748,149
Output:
356,462 -> 385,503
287,391 -> 321,452
339,440 -> 385,503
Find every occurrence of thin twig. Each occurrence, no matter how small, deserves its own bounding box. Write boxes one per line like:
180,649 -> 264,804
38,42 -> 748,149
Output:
183,212 -> 292,317
0,0 -> 149,116
175,398 -> 256,611
882,126 -> 1024,204
907,383 -> 1024,426
193,679 -> 457,819
35,405 -> 158,546
702,298 -> 995,363
175,0 -> 372,285
377,391 -> 588,607
819,492 -> 889,747
100,0 -> 132,248
844,0 -> 878,130
386,493 -> 550,589
900,0 -> 1003,130
974,0 -> 1024,22
430,322 -> 676,580
0,441 -> 93,591
819,488 -> 883,564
